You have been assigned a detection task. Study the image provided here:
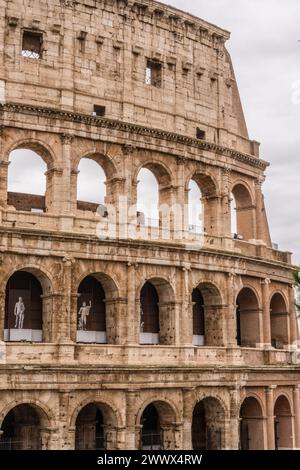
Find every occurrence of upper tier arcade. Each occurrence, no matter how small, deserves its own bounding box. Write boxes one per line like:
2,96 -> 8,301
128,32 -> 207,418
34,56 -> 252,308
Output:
0,0 -> 256,155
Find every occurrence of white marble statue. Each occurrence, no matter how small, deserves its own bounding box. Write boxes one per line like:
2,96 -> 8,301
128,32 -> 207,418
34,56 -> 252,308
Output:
78,300 -> 92,331
14,297 -> 25,329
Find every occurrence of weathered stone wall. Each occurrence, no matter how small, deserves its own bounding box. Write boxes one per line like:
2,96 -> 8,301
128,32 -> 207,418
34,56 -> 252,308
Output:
0,0 -> 254,152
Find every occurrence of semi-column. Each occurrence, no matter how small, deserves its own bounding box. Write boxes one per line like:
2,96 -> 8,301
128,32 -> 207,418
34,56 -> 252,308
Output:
289,285 -> 299,347
265,386 -> 276,450
293,385 -> 300,449
126,263 -> 138,345
59,134 -> 74,229
261,278 -> 271,347
225,272 -> 239,347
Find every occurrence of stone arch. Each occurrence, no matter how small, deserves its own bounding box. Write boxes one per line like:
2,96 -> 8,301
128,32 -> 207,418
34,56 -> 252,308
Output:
72,400 -> 120,450
76,272 -> 119,344
137,398 -> 178,450
0,400 -> 53,450
274,395 -> 294,449
239,397 -> 265,450
187,172 -> 219,198
231,182 -> 255,240
1,264 -> 53,295
75,152 -> 117,181
192,281 -> 225,347
3,266 -> 53,343
192,396 -> 226,450
138,277 -> 176,345
75,153 -> 117,213
134,160 -> 172,189
236,286 -> 261,347
3,138 -> 57,212
270,292 -> 289,349
240,392 -> 266,414
5,138 -> 55,168
5,141 -> 54,212
0,398 -> 53,428
187,172 -> 219,233
135,160 -> 173,230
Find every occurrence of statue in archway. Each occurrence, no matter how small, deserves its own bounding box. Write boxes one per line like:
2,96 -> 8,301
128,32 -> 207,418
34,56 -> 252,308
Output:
14,297 -> 25,329
78,300 -> 92,331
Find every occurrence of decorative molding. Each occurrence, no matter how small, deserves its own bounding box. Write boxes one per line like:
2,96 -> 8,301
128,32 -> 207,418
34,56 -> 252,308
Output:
51,24 -> 62,34
60,133 -> 74,145
0,103 -> 269,171
122,144 -> 135,155
132,45 -> 144,55
7,16 -> 19,28
261,278 -> 272,285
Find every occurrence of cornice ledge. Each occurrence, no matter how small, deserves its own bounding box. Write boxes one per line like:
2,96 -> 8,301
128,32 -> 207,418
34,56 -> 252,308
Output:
0,102 -> 269,171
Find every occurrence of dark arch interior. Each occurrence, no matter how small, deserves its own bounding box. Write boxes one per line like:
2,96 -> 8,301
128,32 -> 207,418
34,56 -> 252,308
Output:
236,288 -> 260,348
192,402 -> 207,450
274,396 -> 293,450
140,282 -> 159,337
192,399 -> 223,450
192,288 -> 205,335
75,404 -> 105,450
0,404 -> 41,450
4,271 -> 43,342
77,276 -> 106,333
141,404 -> 161,450
239,397 -> 264,450
270,294 -> 289,349
192,288 -> 205,344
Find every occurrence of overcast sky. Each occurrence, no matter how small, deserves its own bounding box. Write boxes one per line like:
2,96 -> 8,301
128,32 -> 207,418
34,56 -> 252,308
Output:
160,0 -> 300,264
9,0 -> 300,264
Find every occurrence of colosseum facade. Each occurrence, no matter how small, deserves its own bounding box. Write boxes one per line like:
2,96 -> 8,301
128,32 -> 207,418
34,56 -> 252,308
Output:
0,0 -> 299,451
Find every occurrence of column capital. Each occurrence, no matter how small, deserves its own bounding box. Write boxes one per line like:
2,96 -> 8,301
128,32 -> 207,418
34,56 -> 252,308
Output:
265,385 -> 277,393
62,256 -> 75,266
0,125 -> 5,137
45,167 -> 63,176
261,278 -> 272,285
60,133 -> 74,145
122,144 -> 135,155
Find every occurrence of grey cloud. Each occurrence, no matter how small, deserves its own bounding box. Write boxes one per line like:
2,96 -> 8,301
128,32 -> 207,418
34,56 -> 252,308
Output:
163,0 -> 300,264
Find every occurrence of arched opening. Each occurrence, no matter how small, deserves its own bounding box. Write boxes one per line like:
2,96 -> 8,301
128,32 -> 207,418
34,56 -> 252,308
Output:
270,294 -> 289,349
193,283 -> 224,347
0,404 -> 43,450
137,168 -> 159,227
274,396 -> 293,450
140,405 -> 161,450
192,398 -> 224,450
140,282 -> 159,345
188,174 -> 218,236
188,180 -> 203,234
236,288 -> 261,348
239,397 -> 265,450
231,184 -> 255,241
7,149 -> 47,213
75,403 -> 117,450
4,271 -> 43,342
192,288 -> 205,346
139,278 -> 175,345
77,276 -> 106,344
77,157 -> 106,213
139,401 -> 176,450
